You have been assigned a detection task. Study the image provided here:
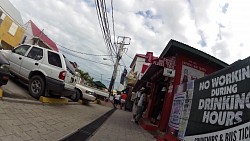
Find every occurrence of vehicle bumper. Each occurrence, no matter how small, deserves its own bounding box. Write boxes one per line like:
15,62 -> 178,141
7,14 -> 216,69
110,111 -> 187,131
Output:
46,77 -> 75,97
82,94 -> 96,101
0,71 -> 9,86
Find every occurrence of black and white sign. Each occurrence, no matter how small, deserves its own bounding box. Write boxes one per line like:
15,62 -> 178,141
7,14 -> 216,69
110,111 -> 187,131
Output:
184,58 -> 250,141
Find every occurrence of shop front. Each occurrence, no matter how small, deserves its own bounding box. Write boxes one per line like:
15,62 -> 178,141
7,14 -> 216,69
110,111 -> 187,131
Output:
135,39 -> 228,140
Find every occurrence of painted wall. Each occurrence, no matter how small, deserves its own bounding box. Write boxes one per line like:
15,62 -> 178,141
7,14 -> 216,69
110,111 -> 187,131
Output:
21,21 -> 34,44
132,57 -> 150,79
0,15 -> 24,48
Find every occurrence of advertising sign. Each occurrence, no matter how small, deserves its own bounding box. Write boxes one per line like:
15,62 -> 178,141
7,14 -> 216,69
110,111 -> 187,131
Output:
180,64 -> 205,84
169,81 -> 194,138
145,52 -> 175,69
184,58 -> 250,141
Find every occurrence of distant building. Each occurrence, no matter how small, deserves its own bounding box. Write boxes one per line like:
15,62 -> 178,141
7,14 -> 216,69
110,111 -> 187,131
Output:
21,20 -> 58,51
129,54 -> 158,80
0,0 -> 25,49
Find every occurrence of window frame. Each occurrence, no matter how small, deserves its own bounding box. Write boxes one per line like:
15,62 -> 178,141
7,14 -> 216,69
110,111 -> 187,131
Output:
13,45 -> 31,56
47,51 -> 62,68
26,47 -> 43,60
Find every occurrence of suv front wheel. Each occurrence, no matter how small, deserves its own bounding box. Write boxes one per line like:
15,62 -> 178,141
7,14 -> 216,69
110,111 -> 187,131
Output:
29,75 -> 45,99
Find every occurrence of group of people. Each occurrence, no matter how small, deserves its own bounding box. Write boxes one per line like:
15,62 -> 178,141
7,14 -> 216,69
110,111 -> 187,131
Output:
112,86 -> 164,125
113,91 -> 128,110
130,86 -> 166,125
130,87 -> 149,124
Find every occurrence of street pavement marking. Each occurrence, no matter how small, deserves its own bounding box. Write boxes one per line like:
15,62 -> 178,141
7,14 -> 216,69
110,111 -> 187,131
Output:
39,96 -> 68,104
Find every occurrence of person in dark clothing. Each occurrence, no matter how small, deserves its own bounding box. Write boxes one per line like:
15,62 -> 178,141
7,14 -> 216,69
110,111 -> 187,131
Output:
151,87 -> 166,124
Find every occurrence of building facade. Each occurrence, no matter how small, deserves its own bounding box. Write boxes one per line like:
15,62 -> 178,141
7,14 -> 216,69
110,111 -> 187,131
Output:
21,20 -> 58,52
133,39 -> 228,141
0,0 -> 24,49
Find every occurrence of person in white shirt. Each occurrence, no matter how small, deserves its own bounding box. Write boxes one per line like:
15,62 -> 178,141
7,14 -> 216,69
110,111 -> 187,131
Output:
114,94 -> 121,108
135,89 -> 147,124
131,88 -> 144,121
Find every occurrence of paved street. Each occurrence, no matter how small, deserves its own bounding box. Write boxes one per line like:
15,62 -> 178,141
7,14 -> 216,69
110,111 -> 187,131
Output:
2,78 -> 34,100
0,100 -> 111,141
89,109 -> 154,141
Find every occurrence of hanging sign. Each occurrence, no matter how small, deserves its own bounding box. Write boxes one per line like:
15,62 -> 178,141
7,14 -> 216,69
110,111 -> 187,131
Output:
146,52 -> 176,69
163,68 -> 176,77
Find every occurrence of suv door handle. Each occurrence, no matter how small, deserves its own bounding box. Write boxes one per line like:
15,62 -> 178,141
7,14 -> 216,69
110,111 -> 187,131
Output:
35,63 -> 39,66
19,57 -> 22,60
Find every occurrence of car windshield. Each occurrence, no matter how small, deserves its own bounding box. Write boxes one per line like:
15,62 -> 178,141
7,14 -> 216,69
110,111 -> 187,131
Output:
64,57 -> 76,75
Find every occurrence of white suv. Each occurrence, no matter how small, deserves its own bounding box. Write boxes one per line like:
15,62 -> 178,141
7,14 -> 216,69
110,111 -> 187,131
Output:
0,44 -> 77,99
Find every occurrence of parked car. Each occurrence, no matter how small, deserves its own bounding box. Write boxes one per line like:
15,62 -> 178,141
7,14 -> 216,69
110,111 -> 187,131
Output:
75,83 -> 96,102
0,45 -> 10,86
0,44 -> 77,99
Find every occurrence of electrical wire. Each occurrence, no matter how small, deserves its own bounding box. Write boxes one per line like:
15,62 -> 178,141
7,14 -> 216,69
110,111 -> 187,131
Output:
111,0 -> 116,48
57,44 -> 112,56
95,0 -> 116,62
60,49 -> 113,66
121,58 -> 127,68
125,52 -> 133,59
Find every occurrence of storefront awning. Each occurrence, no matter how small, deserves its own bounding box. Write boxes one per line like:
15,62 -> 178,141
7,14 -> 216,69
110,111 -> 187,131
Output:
132,64 -> 163,92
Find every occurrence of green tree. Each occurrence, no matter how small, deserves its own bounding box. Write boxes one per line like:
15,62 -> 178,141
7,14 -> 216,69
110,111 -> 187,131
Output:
76,69 -> 94,86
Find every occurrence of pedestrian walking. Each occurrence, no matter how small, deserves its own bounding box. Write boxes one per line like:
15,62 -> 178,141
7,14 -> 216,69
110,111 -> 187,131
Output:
120,92 -> 127,110
135,88 -> 147,124
131,87 -> 144,121
114,93 -> 121,108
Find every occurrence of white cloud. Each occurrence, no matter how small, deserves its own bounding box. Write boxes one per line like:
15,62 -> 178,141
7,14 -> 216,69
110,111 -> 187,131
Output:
7,0 -> 250,88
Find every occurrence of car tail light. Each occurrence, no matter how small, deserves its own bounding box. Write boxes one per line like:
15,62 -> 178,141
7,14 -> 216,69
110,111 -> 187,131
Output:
3,76 -> 9,81
59,71 -> 67,80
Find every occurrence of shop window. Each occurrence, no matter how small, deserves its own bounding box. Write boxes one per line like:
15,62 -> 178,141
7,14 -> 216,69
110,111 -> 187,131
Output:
8,22 -> 18,36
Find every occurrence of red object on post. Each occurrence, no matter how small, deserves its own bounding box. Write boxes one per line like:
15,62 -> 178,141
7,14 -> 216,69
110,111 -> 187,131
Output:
141,64 -> 149,74
145,52 -> 154,63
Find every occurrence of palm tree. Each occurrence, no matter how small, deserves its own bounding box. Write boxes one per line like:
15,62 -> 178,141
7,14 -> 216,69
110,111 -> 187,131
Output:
76,69 -> 94,86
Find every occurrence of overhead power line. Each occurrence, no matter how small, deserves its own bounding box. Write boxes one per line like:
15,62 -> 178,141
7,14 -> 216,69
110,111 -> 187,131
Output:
57,44 -> 112,56
60,49 -> 113,66
111,0 -> 116,44
95,0 -> 116,62
125,52 -> 133,59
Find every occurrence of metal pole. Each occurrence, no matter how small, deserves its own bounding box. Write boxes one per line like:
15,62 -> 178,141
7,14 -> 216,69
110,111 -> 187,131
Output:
108,38 -> 124,94
100,74 -> 103,83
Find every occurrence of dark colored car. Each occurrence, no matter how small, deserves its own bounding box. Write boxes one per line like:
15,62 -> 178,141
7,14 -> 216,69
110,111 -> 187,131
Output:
0,46 -> 10,86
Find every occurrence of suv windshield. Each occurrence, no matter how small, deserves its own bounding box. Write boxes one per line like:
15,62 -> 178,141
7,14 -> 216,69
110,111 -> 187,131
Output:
64,57 -> 76,75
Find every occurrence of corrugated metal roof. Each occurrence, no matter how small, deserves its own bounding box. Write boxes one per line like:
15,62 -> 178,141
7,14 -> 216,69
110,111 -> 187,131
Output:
0,0 -> 23,26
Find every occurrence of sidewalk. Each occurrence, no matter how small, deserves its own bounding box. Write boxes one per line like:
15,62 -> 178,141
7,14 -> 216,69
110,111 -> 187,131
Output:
88,109 -> 155,141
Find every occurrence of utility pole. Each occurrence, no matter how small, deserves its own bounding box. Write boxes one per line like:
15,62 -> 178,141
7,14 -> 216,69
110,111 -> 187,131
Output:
108,36 -> 131,98
100,74 -> 103,83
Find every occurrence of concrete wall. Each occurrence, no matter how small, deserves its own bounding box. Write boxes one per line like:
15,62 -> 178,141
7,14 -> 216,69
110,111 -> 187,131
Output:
133,57 -> 150,79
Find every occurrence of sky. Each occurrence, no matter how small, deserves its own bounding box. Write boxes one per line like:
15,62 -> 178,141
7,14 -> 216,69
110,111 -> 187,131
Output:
8,0 -> 250,88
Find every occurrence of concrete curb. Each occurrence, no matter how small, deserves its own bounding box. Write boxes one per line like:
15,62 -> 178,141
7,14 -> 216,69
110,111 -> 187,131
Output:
1,87 -> 87,106
1,97 -> 43,105
1,96 -> 84,105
